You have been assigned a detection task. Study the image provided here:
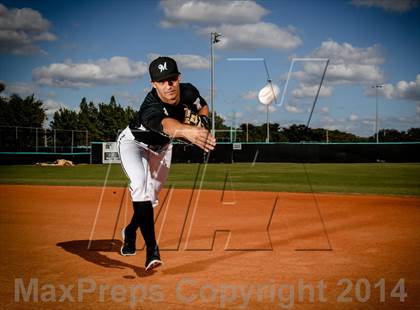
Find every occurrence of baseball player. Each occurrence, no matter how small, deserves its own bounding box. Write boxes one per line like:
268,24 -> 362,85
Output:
117,56 -> 216,271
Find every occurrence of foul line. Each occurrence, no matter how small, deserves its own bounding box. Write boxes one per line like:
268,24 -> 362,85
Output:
298,161 -> 333,251
184,151 -> 211,250
87,162 -> 112,250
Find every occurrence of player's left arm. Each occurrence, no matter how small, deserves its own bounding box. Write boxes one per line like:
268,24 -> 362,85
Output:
196,105 -> 210,130
194,92 -> 210,129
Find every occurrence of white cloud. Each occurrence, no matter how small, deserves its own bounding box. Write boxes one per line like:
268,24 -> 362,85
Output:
257,104 -> 276,113
0,3 -> 57,54
202,22 -> 302,51
148,53 -> 210,70
33,56 -> 148,88
300,40 -> 385,85
301,63 -> 384,85
351,0 -> 419,12
320,106 -> 330,113
160,0 -> 268,27
394,75 -> 420,101
113,91 -> 144,106
361,118 -> 373,125
292,83 -> 333,98
284,103 -> 303,114
321,115 -> 335,124
313,112 -> 420,137
288,40 -> 386,102
380,83 -> 397,99
311,40 -> 385,65
42,99 -> 68,115
159,1 -> 301,52
349,113 -> 359,121
335,64 -> 383,83
312,41 -> 384,65
226,111 -> 243,119
315,115 -> 367,135
378,116 -> 420,132
241,90 -> 258,100
218,111 -> 244,125
364,74 -> 420,102
3,82 -> 36,97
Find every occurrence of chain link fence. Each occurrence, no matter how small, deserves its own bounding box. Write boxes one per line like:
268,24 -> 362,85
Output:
0,126 -> 90,153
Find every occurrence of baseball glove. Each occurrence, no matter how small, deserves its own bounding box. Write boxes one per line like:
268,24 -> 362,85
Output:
183,106 -> 210,130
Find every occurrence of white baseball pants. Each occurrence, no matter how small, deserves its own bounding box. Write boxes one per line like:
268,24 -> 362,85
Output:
117,126 -> 172,207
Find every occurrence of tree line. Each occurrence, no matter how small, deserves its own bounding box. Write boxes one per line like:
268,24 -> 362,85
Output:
49,96 -> 136,142
229,123 -> 420,143
0,91 -> 419,144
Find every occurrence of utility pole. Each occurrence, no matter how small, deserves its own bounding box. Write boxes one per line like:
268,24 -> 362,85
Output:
372,85 -> 383,143
210,32 -> 221,136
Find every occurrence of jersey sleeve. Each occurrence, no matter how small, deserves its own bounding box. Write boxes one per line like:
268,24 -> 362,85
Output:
197,94 -> 208,108
139,100 -> 166,133
184,83 -> 208,112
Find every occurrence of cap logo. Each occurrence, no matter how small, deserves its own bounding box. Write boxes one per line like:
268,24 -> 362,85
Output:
158,62 -> 167,73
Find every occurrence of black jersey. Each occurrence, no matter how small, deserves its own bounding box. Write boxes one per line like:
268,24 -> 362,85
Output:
129,83 -> 207,146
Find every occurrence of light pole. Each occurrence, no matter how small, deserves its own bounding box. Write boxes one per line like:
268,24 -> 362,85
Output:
372,85 -> 383,143
266,100 -> 269,143
263,59 -> 275,143
258,80 -> 278,143
210,32 -> 221,136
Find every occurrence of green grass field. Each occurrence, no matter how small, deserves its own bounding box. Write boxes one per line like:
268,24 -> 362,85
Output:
0,163 -> 419,196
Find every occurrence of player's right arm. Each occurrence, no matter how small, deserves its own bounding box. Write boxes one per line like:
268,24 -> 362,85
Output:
139,95 -> 216,152
161,118 -> 216,152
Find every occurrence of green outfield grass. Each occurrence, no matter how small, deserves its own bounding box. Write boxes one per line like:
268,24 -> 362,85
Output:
0,163 -> 419,196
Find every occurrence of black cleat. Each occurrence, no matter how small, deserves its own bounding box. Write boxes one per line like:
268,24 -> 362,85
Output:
120,228 -> 136,256
145,245 -> 162,271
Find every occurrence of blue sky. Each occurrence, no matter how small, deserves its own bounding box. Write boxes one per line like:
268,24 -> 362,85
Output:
1,0 -> 419,136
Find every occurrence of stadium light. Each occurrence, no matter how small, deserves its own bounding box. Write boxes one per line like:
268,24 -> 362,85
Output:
372,85 -> 383,143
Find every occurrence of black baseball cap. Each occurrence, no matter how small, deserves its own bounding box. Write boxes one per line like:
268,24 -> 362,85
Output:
149,56 -> 180,82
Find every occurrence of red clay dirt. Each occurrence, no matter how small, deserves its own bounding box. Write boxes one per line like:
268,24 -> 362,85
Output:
0,184 -> 419,309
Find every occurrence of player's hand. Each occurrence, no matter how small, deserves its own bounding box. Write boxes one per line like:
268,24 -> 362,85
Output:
182,127 -> 216,152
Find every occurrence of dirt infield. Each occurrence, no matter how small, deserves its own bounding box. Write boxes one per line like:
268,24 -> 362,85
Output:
1,184 -> 419,309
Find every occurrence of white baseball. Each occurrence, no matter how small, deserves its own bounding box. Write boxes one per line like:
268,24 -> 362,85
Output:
258,83 -> 280,105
